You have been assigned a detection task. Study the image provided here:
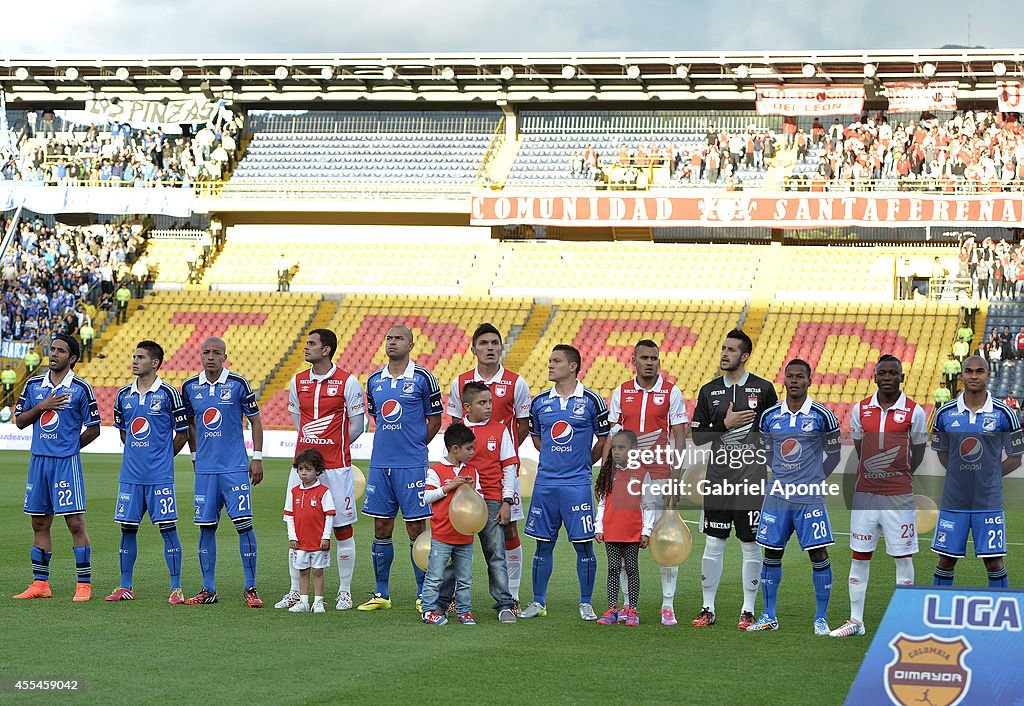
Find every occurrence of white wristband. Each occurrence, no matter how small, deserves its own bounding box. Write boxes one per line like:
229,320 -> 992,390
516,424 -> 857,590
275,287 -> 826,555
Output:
190,452 -> 196,461
252,451 -> 263,461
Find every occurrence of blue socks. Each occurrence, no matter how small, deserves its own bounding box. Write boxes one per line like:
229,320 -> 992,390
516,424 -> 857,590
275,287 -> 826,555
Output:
31,546 -> 52,581
988,567 -> 1009,588
160,524 -> 182,591
198,525 -> 218,592
761,557 -> 782,619
811,558 -> 832,621
532,540 -> 555,606
73,545 -> 91,584
119,527 -> 139,588
410,541 -> 425,597
371,537 -> 394,598
574,541 -> 597,605
233,518 -> 258,591
933,566 -> 955,586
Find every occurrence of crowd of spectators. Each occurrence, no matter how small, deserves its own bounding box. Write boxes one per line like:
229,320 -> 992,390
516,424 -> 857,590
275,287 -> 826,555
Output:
958,235 -> 1024,300
1,111 -> 242,187
0,215 -> 148,347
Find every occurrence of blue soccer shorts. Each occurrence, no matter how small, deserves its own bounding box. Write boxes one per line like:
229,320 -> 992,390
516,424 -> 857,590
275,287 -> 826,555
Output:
361,466 -> 431,521
24,454 -> 86,516
194,471 -> 252,525
931,509 -> 1007,558
756,494 -> 834,551
523,483 -> 596,543
115,482 -> 177,525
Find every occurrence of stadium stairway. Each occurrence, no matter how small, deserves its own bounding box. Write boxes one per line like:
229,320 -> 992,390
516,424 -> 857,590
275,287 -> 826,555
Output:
459,240 -> 504,296
742,243 -> 787,349
257,299 -> 339,427
503,303 -> 553,371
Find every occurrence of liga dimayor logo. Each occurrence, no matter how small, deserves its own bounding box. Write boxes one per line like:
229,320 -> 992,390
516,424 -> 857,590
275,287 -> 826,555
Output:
884,634 -> 972,706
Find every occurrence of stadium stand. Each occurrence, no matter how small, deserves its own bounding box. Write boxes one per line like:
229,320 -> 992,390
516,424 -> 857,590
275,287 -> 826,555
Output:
225,111 -> 500,189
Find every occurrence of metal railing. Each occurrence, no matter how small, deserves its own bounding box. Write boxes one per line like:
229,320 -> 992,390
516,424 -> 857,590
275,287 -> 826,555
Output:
780,175 -> 1024,194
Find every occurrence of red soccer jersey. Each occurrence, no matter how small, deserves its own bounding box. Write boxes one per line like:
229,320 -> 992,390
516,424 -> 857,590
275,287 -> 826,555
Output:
464,417 -> 517,500
284,481 -> 336,551
850,393 -> 928,495
289,365 -> 365,469
597,467 -> 646,543
448,365 -> 531,430
608,375 -> 688,477
425,462 -> 481,545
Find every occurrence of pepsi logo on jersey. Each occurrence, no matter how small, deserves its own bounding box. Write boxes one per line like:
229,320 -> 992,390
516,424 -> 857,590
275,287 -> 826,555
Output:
203,407 -> 223,434
550,420 -> 574,452
380,400 -> 403,429
130,416 -> 152,441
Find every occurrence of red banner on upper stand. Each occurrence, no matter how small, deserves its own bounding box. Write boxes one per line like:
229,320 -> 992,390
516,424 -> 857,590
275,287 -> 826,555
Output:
998,81 -> 1024,113
884,82 -> 959,113
470,192 -> 1024,228
755,85 -> 865,116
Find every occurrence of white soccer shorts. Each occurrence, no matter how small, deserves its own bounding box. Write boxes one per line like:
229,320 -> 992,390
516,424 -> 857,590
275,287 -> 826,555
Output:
294,549 -> 331,570
849,492 -> 918,556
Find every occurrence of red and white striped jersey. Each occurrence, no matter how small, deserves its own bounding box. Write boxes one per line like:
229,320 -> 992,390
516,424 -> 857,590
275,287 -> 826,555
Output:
608,375 -> 688,472
288,364 -> 365,470
850,392 -> 928,495
448,365 -> 531,433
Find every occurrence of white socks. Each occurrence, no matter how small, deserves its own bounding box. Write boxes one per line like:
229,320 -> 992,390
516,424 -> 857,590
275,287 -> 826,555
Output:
288,549 -> 300,593
337,537 -> 356,594
849,558 -> 871,623
661,566 -> 679,610
701,536 -> 728,612
506,544 -> 523,600
894,556 -> 914,586
740,541 -> 761,614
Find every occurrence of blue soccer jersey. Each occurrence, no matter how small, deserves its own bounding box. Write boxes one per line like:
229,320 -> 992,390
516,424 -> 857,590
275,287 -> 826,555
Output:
181,368 -> 260,475
930,394 -> 1023,511
759,397 -> 841,504
114,377 -> 188,485
530,381 -> 610,486
15,370 -> 101,457
365,360 -> 442,469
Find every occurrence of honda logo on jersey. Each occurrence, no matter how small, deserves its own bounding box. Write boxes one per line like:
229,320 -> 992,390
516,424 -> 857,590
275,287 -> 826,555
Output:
494,384 -> 507,398
301,415 -> 336,445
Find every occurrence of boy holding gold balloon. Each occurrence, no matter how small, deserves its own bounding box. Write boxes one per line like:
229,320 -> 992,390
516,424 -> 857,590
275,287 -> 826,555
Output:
420,424 -> 483,626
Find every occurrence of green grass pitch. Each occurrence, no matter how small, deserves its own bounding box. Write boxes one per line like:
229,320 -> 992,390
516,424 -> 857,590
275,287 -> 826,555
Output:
0,452 -> 1020,704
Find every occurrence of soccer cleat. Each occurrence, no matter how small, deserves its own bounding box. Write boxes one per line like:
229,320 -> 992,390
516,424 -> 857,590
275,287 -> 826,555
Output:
519,601 -> 547,619
423,611 -> 448,625
623,606 -> 639,627
312,599 -> 326,614
597,606 -> 620,625
512,598 -> 521,616
498,608 -> 518,624
737,611 -> 757,631
184,589 -> 218,605
691,607 -> 716,627
357,594 -> 393,611
13,580 -> 51,599
104,587 -> 135,602
168,588 -> 185,605
746,613 -> 779,631
275,591 -> 301,609
288,600 -> 310,613
459,612 -> 477,625
244,587 -> 263,608
73,583 -> 92,602
814,618 -> 831,636
661,608 -> 678,626
617,609 -> 628,624
579,603 -> 598,621
335,591 -> 353,611
829,619 -> 866,638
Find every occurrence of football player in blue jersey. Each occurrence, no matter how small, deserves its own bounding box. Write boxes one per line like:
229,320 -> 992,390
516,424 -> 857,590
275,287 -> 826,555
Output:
519,345 -> 609,621
181,336 -> 265,607
358,325 -> 443,612
931,355 -> 1022,588
748,359 -> 842,635
106,341 -> 190,603
13,334 -> 101,602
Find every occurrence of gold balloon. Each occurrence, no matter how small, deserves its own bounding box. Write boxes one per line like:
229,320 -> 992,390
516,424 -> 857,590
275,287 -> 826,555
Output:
915,494 -> 939,535
648,510 -> 693,567
412,527 -> 432,572
519,458 -> 538,498
448,483 -> 488,535
680,462 -> 708,508
352,467 -> 367,501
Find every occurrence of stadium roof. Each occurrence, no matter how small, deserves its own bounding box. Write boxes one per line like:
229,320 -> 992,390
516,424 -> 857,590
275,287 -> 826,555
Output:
1,49 -> 1021,105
